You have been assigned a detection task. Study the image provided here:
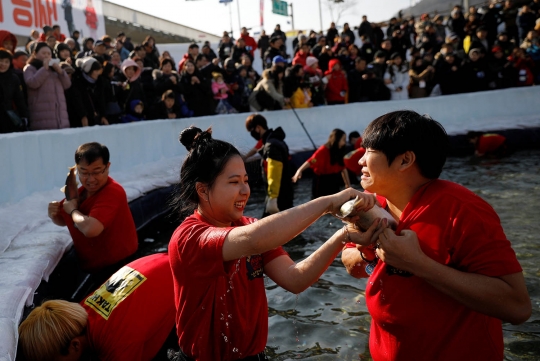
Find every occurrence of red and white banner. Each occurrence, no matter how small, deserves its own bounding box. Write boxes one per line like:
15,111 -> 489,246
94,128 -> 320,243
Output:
0,0 -> 105,40
260,0 -> 264,27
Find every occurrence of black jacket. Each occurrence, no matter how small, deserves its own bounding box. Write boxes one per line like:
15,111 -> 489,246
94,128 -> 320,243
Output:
0,70 -> 28,133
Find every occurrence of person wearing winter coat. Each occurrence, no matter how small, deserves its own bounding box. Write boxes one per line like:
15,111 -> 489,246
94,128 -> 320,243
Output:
303,56 -> 326,106
0,49 -> 28,133
71,57 -> 107,126
211,72 -> 237,114
460,48 -> 490,92
437,52 -> 463,95
408,56 -> 435,98
24,42 -> 71,130
117,58 -> 146,112
249,66 -> 285,111
240,28 -> 258,58
384,53 -> 410,100
149,90 -> 184,120
179,59 -> 215,117
324,59 -> 348,105
152,58 -> 183,103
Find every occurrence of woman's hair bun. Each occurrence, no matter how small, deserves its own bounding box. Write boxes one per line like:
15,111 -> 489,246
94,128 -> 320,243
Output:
179,126 -> 213,151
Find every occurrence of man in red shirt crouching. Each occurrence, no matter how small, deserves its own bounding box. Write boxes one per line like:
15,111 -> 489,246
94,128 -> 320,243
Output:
18,253 -> 176,361
342,111 -> 530,361
48,142 -> 138,297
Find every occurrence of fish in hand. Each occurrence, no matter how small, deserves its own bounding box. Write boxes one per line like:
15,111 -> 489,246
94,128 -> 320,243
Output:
339,196 -> 397,231
61,166 -> 79,201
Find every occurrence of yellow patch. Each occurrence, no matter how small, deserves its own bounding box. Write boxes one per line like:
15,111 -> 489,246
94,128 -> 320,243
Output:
84,266 -> 146,320
310,158 -> 317,164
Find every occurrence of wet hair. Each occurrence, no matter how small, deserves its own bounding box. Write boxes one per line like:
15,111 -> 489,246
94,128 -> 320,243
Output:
362,110 -> 448,179
18,300 -> 88,361
245,113 -> 268,131
74,142 -> 110,165
172,126 -> 241,217
325,128 -> 346,166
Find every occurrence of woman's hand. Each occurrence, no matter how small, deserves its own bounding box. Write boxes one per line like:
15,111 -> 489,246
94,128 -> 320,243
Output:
191,76 -> 200,84
326,188 -> 378,218
52,62 -> 62,74
292,170 -> 302,183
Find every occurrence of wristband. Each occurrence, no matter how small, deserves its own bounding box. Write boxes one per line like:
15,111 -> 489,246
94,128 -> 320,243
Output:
360,251 -> 375,263
70,209 -> 78,216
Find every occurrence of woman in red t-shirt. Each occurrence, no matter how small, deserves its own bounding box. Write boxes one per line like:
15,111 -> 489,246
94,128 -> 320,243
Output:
292,128 -> 351,199
168,126 -> 379,361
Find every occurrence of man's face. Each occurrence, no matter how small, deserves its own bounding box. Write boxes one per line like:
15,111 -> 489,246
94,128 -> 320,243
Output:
356,60 -> 366,71
189,47 -> 199,57
95,44 -> 106,55
273,39 -> 283,48
77,159 -> 110,195
359,149 -> 397,195
164,98 -> 175,109
381,41 -> 392,50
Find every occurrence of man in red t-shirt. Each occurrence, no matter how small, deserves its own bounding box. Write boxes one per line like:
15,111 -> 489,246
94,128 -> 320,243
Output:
18,253 -> 176,361
342,111 -> 530,361
467,131 -> 507,157
48,142 -> 138,287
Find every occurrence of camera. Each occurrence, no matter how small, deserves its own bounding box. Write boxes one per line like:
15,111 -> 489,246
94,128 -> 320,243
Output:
49,58 -> 60,66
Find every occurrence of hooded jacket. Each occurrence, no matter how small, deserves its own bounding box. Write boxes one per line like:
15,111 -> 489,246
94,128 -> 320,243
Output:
324,59 -> 348,103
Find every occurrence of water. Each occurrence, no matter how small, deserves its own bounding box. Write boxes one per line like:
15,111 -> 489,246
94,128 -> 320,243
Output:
140,150 -> 540,361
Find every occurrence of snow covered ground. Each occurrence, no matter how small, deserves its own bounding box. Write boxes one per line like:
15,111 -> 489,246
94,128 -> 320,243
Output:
1,87 -> 540,360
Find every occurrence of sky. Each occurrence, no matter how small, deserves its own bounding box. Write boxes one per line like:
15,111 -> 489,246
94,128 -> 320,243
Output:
107,0 -> 414,37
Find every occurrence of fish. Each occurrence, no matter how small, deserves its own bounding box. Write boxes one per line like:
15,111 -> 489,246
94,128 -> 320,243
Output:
339,196 -> 397,232
61,166 -> 79,201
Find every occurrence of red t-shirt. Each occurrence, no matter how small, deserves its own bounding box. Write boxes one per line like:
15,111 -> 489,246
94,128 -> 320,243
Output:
60,177 -> 138,273
307,145 -> 345,175
365,180 -> 522,361
82,253 -> 176,361
168,211 -> 288,361
477,134 -> 506,155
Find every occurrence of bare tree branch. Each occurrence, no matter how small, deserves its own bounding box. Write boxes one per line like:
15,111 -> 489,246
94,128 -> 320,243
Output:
325,0 -> 358,25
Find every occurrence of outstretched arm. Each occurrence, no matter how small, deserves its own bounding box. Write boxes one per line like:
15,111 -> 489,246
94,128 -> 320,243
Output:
292,161 -> 311,183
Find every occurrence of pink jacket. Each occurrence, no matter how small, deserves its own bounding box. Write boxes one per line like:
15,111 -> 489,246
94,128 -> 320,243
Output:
211,81 -> 229,100
24,63 -> 71,130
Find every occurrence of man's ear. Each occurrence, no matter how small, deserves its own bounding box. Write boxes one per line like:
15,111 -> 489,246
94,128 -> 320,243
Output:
399,151 -> 416,171
195,182 -> 208,201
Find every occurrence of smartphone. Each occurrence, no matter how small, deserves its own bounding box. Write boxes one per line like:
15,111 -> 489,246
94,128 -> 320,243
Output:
49,58 -> 61,66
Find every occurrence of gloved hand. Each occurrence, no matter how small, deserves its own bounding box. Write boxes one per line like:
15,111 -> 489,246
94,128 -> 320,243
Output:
265,197 -> 280,215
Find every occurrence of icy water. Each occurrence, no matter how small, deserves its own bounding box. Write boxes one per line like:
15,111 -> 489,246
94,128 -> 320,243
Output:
140,150 -> 540,361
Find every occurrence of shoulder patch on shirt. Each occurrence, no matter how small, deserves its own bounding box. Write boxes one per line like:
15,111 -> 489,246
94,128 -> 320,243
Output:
85,266 -> 146,320
310,158 -> 317,164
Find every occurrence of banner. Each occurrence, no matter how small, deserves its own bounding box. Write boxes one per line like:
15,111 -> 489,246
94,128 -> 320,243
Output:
0,0 -> 105,40
260,0 -> 263,27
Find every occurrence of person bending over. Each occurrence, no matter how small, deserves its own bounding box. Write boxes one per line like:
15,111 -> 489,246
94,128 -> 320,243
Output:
341,110 -> 530,361
18,253 -> 176,361
168,126 -> 383,361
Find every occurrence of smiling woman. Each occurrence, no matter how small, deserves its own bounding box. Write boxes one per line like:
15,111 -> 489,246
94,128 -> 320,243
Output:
167,126 -> 384,361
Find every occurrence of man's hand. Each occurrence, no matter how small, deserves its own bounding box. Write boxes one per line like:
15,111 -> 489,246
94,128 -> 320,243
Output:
266,197 -> 280,214
62,199 -> 79,215
48,201 -> 66,226
376,228 -> 425,273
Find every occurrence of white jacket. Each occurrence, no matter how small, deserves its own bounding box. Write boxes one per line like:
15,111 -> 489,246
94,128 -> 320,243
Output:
384,65 -> 410,101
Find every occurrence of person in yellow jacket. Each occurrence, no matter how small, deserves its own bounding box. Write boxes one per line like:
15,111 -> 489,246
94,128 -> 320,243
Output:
246,113 -> 294,217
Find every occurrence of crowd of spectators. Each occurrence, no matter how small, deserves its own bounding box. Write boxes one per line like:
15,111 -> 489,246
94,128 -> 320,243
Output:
0,0 -> 539,133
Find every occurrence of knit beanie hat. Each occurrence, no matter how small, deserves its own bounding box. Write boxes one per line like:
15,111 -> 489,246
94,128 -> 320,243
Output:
75,57 -> 98,74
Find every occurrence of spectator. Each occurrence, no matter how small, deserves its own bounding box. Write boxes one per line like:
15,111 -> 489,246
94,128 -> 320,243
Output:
508,47 -> 535,86
326,22 -> 339,47
240,54 -> 261,84
178,43 -> 199,72
100,62 -> 123,124
516,5 -> 536,41
311,35 -> 327,58
387,17 -> 400,38
521,30 -> 538,49
149,89 -> 184,120
0,30 -> 17,53
64,37 -> 77,57
318,44 -> 334,73
408,55 -> 435,98
46,35 -> 57,51
384,52 -> 410,100
249,65 -> 285,111
133,57 -> 154,104
263,36 -> 285,70
324,59 -> 348,105
201,43 -> 217,63
115,39 -> 130,61
52,24 -> 66,42
292,42 -> 310,66
495,32 -> 516,57
363,65 -> 392,101
437,52 -> 463,94
196,53 -> 222,81
72,30 -> 81,52
348,57 -> 368,103
448,10 -> 466,46
153,58 -> 182,101
218,33 -> 235,64
358,15 -> 373,44
257,30 -> 270,62
211,72 -> 237,114
292,128 -> 350,198
502,0 -> 520,44
179,59 -> 214,117
121,100 -> 145,122
38,25 -> 54,42
24,43 -> 71,130
72,57 -> 107,126
240,27 -> 258,58
55,43 -> 73,64
359,34 -> 376,63
12,51 -> 28,98
486,46 -> 512,89
0,49 -> 28,133
304,56 -> 326,106
469,27 -> 491,55
369,51 -> 387,78
271,24 -> 287,50
117,58 -> 145,112
342,44 -> 360,72
232,38 -> 252,65
76,37 -> 94,59
342,23 -> 356,45
143,40 -> 159,69
236,65 -> 254,111
159,51 -> 176,70
26,29 -> 40,46
293,33 -> 308,55
460,48 -> 489,92
107,49 -> 122,77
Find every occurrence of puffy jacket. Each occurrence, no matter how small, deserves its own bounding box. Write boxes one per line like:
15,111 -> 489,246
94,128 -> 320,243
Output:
24,60 -> 71,130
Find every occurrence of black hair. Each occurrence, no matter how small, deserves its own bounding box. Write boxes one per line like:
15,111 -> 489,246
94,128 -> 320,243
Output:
270,65 -> 285,88
362,110 -> 448,179
349,131 -> 360,142
74,142 -> 110,165
172,126 -> 242,217
325,128 -> 346,166
188,43 -> 199,49
0,49 -> 13,61
245,113 -> 268,131
160,58 -> 175,69
162,89 -> 176,100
